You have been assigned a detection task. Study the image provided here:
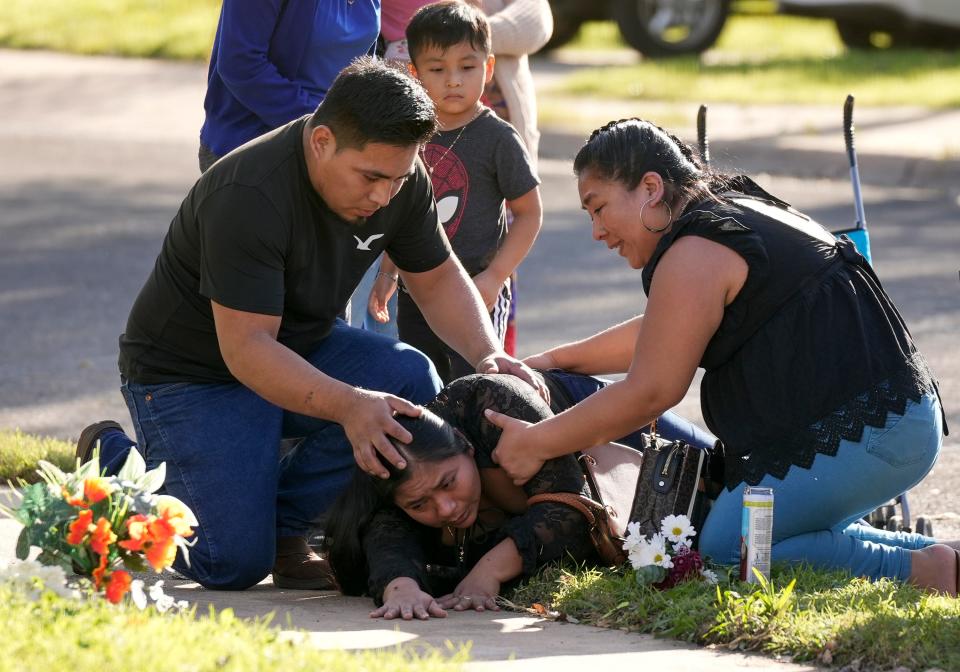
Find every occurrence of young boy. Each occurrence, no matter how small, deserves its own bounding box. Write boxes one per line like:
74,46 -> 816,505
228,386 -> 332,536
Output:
370,0 -> 543,383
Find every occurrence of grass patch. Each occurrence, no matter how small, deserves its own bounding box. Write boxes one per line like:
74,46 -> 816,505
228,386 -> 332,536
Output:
548,14 -> 960,107
0,0 -> 219,60
0,430 -> 75,483
0,585 -> 466,672
510,562 -> 960,669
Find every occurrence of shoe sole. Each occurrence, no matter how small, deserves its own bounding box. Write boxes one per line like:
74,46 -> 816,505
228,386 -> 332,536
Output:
271,573 -> 338,591
76,420 -> 123,465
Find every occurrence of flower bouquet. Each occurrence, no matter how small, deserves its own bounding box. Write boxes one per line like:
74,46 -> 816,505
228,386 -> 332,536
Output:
0,449 -> 196,604
623,514 -> 717,589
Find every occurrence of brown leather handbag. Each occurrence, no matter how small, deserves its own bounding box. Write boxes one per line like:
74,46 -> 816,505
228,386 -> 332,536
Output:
527,424 -> 711,566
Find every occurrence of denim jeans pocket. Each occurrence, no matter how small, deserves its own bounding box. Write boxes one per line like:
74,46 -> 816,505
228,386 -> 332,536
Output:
865,397 -> 938,468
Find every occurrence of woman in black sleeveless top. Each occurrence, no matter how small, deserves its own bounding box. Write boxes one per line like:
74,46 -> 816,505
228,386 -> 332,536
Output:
485,119 -> 954,595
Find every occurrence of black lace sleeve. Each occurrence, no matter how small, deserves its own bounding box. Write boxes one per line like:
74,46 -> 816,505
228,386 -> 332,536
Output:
429,375 -> 597,575
362,507 -> 434,606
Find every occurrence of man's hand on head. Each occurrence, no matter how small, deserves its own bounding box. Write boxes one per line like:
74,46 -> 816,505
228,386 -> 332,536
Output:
476,353 -> 550,405
338,390 -> 423,479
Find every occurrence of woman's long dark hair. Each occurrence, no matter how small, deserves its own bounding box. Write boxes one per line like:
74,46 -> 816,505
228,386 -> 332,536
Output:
323,409 -> 472,596
573,118 -> 728,212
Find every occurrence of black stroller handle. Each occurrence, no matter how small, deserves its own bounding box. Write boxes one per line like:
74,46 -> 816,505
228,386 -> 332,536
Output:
843,94 -> 868,230
697,104 -> 710,167
843,94 -> 856,163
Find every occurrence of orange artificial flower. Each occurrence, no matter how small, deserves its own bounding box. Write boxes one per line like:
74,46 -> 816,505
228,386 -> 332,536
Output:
105,570 -> 132,604
83,478 -> 112,505
92,552 -> 109,589
145,535 -> 177,573
89,517 -> 117,556
119,514 -> 150,552
63,486 -> 86,508
67,509 -> 94,545
157,498 -> 195,538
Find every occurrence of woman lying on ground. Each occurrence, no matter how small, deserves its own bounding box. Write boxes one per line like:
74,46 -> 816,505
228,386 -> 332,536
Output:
325,371 -> 720,618
484,118 -> 955,595
324,373 -> 599,619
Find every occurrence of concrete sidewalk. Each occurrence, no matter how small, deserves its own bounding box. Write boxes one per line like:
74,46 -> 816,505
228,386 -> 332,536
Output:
0,510 -> 811,671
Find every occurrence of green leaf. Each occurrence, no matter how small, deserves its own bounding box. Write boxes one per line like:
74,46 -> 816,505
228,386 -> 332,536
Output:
15,527 -> 31,560
137,462 -> 166,494
117,449 -> 146,482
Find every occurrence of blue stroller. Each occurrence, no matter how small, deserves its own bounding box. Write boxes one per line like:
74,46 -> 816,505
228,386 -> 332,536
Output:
695,99 -> 933,537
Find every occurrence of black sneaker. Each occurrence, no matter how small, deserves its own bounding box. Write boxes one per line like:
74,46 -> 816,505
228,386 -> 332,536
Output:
76,420 -> 124,465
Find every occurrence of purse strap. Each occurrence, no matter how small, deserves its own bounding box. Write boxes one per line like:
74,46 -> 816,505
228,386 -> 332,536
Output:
527,492 -> 602,526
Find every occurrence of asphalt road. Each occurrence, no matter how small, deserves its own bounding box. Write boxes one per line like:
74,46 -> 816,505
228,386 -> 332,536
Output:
0,48 -> 957,533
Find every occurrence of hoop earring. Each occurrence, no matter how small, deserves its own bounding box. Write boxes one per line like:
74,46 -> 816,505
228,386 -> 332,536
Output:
640,199 -> 673,233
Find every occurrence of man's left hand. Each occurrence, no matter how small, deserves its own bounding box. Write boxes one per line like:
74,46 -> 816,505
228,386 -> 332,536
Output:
476,353 -> 549,404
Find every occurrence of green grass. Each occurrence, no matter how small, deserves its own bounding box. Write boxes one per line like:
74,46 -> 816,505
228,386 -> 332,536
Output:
510,562 -> 960,670
0,430 -> 75,483
548,14 -> 960,108
0,585 -> 466,672
0,0 -> 219,60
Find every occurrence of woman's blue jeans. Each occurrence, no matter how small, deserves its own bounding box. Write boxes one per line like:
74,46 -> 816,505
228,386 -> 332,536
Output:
107,320 -> 441,590
699,394 -> 943,581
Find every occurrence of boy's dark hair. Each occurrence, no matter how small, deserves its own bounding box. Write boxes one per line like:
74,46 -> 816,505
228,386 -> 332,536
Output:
309,56 -> 437,151
406,1 -> 492,65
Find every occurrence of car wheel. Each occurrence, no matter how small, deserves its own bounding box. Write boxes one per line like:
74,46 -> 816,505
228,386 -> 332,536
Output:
613,0 -> 731,58
835,19 -> 878,49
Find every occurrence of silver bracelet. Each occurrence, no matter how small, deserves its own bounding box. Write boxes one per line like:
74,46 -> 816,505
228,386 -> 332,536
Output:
377,271 -> 399,283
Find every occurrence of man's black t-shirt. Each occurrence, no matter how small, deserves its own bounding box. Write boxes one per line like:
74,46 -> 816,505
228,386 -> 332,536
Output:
119,116 -> 451,384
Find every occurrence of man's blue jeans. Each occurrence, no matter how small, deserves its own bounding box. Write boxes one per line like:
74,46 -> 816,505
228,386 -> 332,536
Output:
109,320 -> 441,590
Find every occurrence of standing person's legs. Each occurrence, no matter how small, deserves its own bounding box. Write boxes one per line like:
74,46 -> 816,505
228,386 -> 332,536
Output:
277,319 -> 442,532
397,291 -> 453,383
121,379 -> 283,590
699,394 -> 943,582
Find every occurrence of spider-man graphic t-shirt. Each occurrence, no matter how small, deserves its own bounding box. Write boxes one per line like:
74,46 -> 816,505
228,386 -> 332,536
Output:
421,107 -> 539,277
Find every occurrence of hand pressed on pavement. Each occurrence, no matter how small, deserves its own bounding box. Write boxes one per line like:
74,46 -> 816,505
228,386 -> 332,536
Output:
372,577 -> 446,620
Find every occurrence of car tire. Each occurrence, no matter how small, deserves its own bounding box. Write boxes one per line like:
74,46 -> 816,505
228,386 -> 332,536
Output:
835,19 -> 878,49
613,0 -> 731,58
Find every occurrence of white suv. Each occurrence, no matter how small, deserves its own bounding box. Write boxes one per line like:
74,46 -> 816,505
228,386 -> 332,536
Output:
778,0 -> 960,48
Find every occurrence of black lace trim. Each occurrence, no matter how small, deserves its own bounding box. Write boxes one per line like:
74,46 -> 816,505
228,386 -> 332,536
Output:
725,353 -> 936,488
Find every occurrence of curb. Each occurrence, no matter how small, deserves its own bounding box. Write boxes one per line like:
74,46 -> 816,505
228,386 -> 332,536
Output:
539,129 -> 960,192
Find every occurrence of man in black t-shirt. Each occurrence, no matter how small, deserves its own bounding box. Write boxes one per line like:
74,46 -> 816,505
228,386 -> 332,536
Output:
90,58 -> 545,592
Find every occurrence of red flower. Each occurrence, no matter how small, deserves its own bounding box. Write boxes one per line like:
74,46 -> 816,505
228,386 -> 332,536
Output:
119,514 -> 179,571
89,517 -> 117,556
654,545 -> 704,590
92,552 -> 109,589
119,514 -> 150,552
104,570 -> 132,604
66,509 -> 94,545
83,478 -> 112,505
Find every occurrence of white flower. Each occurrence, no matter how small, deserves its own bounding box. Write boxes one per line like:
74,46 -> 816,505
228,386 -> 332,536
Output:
700,568 -> 719,585
622,521 -> 647,554
130,579 -> 148,610
648,534 -> 673,569
627,539 -> 657,570
660,514 -> 696,546
0,560 -> 78,600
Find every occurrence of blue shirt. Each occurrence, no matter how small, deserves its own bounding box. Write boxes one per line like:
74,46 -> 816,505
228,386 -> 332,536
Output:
200,0 -> 380,157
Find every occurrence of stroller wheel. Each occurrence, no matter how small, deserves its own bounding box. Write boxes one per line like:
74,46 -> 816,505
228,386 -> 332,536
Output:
914,516 -> 934,538
885,515 -> 904,532
870,504 -> 896,528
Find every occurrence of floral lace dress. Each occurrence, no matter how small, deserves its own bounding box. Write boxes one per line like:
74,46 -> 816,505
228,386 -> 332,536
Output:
361,374 -> 595,604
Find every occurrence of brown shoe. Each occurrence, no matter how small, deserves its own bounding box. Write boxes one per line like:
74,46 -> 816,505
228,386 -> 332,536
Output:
271,535 -> 338,590
76,420 -> 124,465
